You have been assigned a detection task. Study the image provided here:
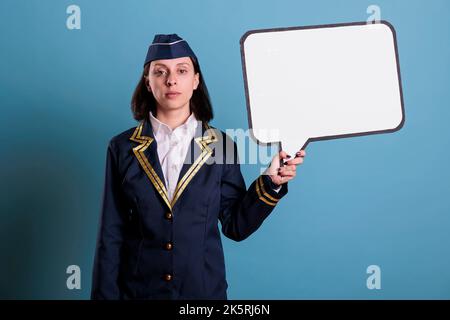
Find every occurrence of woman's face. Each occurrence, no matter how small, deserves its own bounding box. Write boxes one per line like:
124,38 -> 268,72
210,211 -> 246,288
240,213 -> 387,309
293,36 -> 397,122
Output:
146,57 -> 200,113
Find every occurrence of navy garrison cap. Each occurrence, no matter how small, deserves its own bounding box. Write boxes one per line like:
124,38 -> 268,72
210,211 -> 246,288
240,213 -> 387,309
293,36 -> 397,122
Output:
144,34 -> 197,67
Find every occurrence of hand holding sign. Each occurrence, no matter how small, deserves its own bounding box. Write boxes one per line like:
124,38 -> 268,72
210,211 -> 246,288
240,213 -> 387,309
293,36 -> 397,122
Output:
264,149 -> 306,187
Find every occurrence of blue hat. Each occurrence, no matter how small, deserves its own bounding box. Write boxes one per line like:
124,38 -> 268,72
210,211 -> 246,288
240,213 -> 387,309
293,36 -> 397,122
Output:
144,34 -> 197,67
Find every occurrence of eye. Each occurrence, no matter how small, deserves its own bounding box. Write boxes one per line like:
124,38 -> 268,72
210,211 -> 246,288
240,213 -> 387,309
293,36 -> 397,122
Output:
153,69 -> 166,76
179,69 -> 188,74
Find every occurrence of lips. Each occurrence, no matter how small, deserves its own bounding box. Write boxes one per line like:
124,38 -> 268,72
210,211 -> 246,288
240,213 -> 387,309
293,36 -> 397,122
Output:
165,92 -> 181,98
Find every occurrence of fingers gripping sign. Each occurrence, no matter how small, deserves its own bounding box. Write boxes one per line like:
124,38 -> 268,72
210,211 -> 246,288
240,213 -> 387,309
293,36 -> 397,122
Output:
264,149 -> 306,186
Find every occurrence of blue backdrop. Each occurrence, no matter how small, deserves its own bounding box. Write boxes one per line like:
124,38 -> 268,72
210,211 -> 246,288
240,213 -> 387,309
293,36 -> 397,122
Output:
1,0 -> 449,299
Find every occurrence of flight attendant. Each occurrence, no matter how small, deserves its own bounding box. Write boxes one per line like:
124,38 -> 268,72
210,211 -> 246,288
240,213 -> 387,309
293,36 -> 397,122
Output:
91,34 -> 306,300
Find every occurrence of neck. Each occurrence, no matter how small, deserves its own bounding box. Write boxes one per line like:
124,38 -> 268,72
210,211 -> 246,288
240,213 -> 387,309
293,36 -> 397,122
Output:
154,105 -> 192,130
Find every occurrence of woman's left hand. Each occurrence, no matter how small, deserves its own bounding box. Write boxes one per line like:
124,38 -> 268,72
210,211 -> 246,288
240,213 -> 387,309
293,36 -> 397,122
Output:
265,149 -> 306,186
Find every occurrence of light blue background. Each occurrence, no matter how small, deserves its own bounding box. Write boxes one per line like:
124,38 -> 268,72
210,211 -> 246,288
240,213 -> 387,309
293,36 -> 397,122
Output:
1,0 -> 449,299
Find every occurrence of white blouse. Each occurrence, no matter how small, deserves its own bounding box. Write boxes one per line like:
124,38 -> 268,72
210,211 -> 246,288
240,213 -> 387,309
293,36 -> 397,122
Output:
149,111 -> 199,202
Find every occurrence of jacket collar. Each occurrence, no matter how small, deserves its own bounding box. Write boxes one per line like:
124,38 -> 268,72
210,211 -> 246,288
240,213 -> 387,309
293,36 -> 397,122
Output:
149,110 -> 198,142
129,114 -> 218,212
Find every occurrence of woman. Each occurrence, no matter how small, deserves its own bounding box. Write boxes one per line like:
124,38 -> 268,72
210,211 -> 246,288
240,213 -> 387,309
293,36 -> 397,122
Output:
91,34 -> 306,300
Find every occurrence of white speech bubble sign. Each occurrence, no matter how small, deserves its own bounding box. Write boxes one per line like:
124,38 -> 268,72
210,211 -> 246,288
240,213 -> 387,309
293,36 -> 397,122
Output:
240,21 -> 405,157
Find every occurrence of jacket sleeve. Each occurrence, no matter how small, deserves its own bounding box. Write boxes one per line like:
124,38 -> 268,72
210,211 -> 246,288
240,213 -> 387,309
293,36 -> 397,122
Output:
219,142 -> 288,242
91,140 -> 126,299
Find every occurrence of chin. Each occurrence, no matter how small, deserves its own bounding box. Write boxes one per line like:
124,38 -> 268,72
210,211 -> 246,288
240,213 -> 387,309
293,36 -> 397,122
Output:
160,101 -> 189,111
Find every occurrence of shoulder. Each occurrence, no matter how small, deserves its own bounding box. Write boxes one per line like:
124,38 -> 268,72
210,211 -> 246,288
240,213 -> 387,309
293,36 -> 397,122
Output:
207,124 -> 240,164
206,124 -> 234,145
108,124 -> 139,152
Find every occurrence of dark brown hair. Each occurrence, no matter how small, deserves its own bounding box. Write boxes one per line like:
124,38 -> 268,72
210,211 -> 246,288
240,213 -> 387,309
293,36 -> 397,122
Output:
131,56 -> 214,123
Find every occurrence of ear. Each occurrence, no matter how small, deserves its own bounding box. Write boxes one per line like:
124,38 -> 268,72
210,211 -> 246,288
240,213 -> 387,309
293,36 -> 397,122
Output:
145,76 -> 152,92
193,73 -> 200,90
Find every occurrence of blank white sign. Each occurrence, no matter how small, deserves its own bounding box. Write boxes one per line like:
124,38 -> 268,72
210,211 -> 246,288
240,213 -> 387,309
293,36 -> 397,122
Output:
240,21 -> 404,157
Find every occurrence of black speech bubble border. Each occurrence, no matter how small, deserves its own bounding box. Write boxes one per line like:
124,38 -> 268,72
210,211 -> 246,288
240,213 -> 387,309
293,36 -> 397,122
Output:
239,20 -> 406,151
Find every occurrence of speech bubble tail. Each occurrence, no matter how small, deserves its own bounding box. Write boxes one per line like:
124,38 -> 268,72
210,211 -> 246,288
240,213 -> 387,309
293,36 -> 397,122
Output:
280,138 -> 307,160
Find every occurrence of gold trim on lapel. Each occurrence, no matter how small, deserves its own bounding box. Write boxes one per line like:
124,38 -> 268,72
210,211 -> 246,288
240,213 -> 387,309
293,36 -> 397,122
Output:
129,121 -> 218,212
171,124 -> 218,206
130,122 -> 172,210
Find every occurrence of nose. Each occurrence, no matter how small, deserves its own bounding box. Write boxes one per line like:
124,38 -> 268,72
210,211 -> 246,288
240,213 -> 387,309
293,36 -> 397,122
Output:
166,73 -> 177,86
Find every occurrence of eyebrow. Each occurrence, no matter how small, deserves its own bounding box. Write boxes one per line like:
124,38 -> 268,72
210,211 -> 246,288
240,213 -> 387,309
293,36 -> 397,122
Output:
153,62 -> 191,68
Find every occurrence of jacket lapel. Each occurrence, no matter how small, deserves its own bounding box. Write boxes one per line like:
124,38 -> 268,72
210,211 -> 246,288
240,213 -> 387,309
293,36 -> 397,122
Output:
171,121 -> 218,207
129,116 -> 218,212
129,118 -> 171,210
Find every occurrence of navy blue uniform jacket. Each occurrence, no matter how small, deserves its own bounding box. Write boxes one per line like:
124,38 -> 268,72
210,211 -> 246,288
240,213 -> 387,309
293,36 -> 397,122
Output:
91,117 -> 288,299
